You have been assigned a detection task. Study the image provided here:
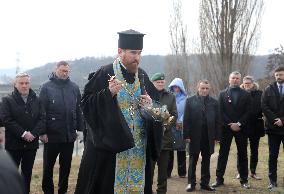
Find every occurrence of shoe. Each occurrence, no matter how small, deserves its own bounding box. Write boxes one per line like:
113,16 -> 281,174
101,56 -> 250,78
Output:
235,174 -> 240,179
241,182 -> 250,189
268,182 -> 277,190
211,181 -> 224,188
185,184 -> 195,192
250,173 -> 261,180
200,185 -> 216,191
179,175 -> 186,178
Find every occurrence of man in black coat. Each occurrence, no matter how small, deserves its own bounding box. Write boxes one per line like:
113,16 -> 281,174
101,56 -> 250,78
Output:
75,29 -> 163,194
39,61 -> 83,194
0,73 -> 45,193
212,71 -> 251,189
183,80 -> 219,192
262,66 -> 284,190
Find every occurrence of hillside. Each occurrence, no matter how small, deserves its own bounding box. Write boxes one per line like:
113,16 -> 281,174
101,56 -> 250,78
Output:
0,54 -> 269,88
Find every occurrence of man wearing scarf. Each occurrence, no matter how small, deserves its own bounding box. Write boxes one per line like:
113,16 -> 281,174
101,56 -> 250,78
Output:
75,29 -> 163,194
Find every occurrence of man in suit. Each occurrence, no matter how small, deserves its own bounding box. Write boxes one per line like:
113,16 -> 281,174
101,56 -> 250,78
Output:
183,80 -> 219,192
212,71 -> 251,189
262,66 -> 284,190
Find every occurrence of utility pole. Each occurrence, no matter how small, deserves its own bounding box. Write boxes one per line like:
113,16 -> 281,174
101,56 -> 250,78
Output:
15,51 -> 20,74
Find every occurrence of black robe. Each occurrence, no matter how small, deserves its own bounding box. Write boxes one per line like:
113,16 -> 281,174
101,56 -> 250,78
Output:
75,64 -> 163,194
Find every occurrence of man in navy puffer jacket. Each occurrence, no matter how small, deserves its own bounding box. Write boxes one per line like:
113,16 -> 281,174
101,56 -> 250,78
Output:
39,61 -> 83,194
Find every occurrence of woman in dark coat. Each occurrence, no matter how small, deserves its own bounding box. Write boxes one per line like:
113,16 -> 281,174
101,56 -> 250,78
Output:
237,76 -> 264,179
183,80 -> 219,192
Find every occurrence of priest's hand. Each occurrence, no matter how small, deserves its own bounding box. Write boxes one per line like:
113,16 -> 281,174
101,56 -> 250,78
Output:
140,94 -> 152,106
108,78 -> 123,97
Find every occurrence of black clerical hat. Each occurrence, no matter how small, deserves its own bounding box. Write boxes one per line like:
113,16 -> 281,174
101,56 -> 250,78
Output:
118,29 -> 145,50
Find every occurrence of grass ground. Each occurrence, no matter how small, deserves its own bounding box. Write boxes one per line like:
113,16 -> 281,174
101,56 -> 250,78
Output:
30,137 -> 284,194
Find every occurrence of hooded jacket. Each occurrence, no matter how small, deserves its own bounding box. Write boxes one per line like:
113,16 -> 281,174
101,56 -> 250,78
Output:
39,73 -> 83,143
168,78 -> 187,150
168,78 -> 187,123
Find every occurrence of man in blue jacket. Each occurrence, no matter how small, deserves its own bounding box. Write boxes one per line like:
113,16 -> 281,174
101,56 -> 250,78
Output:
39,61 -> 83,194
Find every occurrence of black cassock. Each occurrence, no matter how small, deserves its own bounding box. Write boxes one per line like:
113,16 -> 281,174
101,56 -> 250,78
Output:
75,64 -> 163,194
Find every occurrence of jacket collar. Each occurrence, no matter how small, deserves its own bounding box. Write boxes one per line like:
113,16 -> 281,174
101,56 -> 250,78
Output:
12,88 -> 36,104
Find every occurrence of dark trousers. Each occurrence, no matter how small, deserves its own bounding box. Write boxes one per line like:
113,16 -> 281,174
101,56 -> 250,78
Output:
42,142 -> 74,194
216,129 -> 248,184
167,150 -> 186,177
237,136 -> 260,174
7,149 -> 37,194
268,134 -> 284,183
151,150 -> 170,194
188,140 -> 211,186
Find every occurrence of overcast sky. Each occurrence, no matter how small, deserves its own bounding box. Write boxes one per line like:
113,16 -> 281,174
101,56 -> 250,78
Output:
0,0 -> 283,70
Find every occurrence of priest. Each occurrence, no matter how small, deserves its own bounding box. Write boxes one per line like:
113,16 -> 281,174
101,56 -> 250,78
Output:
75,29 -> 163,194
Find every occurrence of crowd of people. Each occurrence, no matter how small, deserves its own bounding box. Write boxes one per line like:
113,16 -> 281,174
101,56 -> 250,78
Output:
0,29 -> 283,194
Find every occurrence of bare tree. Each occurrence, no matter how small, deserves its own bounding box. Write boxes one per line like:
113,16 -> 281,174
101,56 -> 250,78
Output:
266,45 -> 284,75
166,0 -> 191,92
199,0 -> 264,94
258,45 -> 284,89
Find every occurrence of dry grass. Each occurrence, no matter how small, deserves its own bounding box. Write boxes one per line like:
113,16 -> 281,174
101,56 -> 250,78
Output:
30,137 -> 284,194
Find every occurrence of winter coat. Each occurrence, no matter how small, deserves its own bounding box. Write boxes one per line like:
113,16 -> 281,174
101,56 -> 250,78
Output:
168,78 -> 187,150
183,95 -> 219,154
262,82 -> 284,135
39,73 -> 83,143
157,89 -> 177,150
219,87 -> 251,133
240,84 -> 264,137
0,88 -> 45,150
168,78 -> 187,123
